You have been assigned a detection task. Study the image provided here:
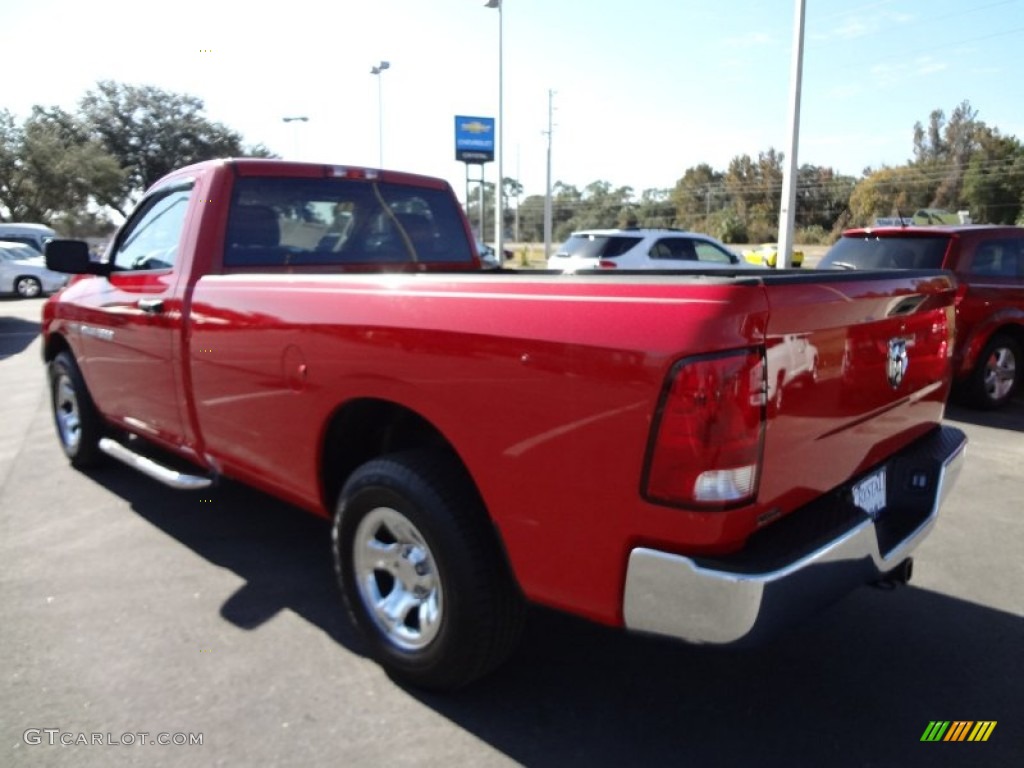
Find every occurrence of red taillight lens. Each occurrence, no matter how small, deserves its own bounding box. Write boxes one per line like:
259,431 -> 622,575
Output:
954,282 -> 968,307
643,349 -> 765,509
598,260 -> 618,269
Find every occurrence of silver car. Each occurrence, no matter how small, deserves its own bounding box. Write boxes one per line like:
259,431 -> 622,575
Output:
0,240 -> 68,298
547,228 -> 750,272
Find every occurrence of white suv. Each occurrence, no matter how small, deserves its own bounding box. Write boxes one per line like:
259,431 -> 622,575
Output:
547,228 -> 749,272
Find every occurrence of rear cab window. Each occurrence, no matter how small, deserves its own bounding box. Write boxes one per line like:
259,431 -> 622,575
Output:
223,177 -> 475,270
819,235 -> 951,270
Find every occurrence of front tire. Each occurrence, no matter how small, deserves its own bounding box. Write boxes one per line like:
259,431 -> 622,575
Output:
333,451 -> 525,690
48,351 -> 104,468
964,334 -> 1020,409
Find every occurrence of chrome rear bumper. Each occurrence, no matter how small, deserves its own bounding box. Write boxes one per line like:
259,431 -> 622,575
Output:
622,426 -> 967,645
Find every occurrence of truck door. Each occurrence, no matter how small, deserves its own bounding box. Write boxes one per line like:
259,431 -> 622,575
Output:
77,182 -> 194,447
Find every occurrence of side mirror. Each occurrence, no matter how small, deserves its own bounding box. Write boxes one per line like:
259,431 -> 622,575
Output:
45,240 -> 109,275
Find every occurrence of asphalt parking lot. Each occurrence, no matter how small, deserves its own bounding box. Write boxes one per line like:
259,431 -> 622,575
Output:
2,296 -> 1021,767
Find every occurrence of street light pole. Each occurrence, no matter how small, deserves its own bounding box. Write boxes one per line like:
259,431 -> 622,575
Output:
777,0 -> 806,269
485,0 -> 503,258
282,116 -> 309,159
370,61 -> 390,167
543,89 -> 554,259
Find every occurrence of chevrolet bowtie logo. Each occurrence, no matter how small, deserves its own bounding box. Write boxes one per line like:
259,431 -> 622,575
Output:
461,121 -> 492,134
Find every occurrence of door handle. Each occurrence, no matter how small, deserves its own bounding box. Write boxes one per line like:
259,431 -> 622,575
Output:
138,298 -> 165,314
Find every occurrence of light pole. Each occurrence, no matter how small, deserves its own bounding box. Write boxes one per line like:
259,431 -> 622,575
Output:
370,61 -> 390,167
485,0 -> 503,257
282,116 -> 308,158
543,89 -> 554,259
776,0 -> 806,268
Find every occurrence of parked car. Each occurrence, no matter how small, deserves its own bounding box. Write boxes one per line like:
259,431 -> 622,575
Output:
742,243 -> 805,268
818,224 -> 1024,408
0,240 -> 69,298
0,223 -> 57,253
475,240 -> 513,269
547,228 -> 748,271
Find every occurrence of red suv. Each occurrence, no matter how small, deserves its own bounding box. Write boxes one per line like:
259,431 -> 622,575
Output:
819,225 -> 1024,408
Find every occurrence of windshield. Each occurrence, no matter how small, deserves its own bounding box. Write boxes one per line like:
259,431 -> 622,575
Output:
820,235 -> 951,270
557,234 -> 642,260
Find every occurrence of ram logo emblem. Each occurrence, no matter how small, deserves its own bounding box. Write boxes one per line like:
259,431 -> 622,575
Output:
887,338 -> 909,389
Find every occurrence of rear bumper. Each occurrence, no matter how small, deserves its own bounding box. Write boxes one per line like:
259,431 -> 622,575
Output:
622,425 -> 967,645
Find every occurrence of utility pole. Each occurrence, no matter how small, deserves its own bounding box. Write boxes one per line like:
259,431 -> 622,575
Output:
485,0 -> 504,261
777,0 -> 806,269
543,89 -> 555,259
282,116 -> 309,158
515,144 -> 521,244
370,61 -> 390,167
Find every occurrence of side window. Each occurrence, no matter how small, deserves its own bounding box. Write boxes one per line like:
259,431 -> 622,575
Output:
968,240 -> 1022,277
649,240 -> 674,260
650,238 -> 697,261
601,236 -> 643,258
695,241 -> 734,264
111,185 -> 193,271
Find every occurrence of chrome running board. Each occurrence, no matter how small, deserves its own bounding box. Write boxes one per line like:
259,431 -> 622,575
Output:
99,437 -> 213,490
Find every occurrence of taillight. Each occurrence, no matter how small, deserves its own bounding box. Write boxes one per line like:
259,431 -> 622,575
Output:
598,260 -> 618,269
329,166 -> 378,179
643,348 -> 765,509
954,282 -> 968,307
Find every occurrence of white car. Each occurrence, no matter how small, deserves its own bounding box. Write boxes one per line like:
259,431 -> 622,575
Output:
0,240 -> 69,298
547,228 -> 749,272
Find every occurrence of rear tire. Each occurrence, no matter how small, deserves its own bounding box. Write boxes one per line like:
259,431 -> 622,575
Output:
15,276 -> 42,298
963,333 -> 1020,410
48,351 -> 104,468
332,451 -> 525,691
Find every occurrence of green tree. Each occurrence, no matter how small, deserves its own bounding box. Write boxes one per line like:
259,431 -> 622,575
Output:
795,164 -> 855,231
911,100 -> 985,210
515,194 -> 545,242
671,163 -> 722,230
847,165 -> 934,226
633,188 -> 674,228
962,130 -> 1024,224
724,149 -> 784,242
463,177 -> 522,241
551,182 -> 582,240
79,80 -> 273,215
0,107 -> 124,227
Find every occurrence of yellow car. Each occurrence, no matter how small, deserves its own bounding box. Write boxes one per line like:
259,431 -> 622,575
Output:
742,243 -> 804,268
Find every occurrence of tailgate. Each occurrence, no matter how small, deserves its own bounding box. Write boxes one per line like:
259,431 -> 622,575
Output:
757,270 -> 957,514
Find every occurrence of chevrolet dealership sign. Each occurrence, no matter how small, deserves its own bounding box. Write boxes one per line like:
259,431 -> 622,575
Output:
454,115 -> 494,163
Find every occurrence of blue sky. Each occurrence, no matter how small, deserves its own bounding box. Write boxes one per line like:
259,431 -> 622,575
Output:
4,0 -> 1024,201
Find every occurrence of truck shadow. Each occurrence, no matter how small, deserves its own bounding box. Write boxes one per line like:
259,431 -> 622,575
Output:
0,314 -> 41,358
945,397 -> 1024,433
84,469 -> 364,653
87,467 -> 1022,767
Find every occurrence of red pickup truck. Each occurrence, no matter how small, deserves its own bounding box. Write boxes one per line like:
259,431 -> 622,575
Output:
820,224 -> 1024,408
42,159 -> 966,690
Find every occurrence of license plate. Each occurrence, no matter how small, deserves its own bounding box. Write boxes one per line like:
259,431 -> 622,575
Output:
852,466 -> 887,519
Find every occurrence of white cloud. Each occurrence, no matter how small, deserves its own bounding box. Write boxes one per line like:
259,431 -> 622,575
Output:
914,57 -> 948,76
